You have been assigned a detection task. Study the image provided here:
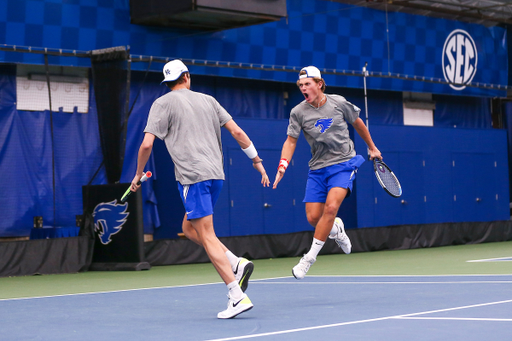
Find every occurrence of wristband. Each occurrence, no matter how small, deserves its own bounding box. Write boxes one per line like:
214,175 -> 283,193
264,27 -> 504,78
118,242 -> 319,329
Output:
242,142 -> 258,159
278,158 -> 289,171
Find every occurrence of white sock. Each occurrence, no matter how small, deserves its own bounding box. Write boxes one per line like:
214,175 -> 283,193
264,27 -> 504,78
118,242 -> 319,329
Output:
306,238 -> 325,259
227,280 -> 243,301
225,251 -> 239,272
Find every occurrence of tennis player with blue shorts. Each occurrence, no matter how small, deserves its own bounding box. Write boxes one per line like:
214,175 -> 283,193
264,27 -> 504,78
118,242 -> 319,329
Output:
273,66 -> 382,279
130,60 -> 270,319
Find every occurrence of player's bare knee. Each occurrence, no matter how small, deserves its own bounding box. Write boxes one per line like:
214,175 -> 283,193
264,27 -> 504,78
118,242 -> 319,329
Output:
322,204 -> 338,219
306,213 -> 321,227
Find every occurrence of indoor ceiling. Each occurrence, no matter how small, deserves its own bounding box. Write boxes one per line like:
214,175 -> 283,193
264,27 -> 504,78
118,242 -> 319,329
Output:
331,0 -> 512,27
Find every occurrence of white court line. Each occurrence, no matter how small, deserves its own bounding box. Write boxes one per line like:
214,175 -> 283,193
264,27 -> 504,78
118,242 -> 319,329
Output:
397,317 -> 512,322
0,282 -> 223,302
467,257 -> 512,262
204,299 -> 512,341
0,276 -> 292,302
305,274 -> 512,277
6,275 -> 508,301
253,280 -> 512,285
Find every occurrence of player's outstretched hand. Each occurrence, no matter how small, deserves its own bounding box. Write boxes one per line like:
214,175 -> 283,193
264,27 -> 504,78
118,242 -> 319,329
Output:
253,162 -> 270,187
273,168 -> 285,189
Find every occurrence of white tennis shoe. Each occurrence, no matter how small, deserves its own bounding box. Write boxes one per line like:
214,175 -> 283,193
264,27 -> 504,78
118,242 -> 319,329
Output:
217,294 -> 254,319
329,217 -> 352,254
234,258 -> 254,292
292,254 -> 316,280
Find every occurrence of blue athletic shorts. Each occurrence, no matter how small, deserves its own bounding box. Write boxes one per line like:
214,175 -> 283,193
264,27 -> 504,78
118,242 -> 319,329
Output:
303,155 -> 365,203
177,179 -> 223,220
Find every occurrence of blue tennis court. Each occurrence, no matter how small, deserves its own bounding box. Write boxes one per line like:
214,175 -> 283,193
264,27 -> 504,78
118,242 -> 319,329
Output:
1,274 -> 511,341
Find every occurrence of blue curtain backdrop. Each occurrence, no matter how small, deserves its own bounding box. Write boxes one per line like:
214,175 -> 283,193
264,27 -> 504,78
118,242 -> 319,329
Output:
0,62 -> 495,237
0,64 -> 106,236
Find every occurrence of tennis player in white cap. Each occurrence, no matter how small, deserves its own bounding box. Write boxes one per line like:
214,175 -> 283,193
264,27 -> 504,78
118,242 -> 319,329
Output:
131,59 -> 270,318
273,66 -> 381,279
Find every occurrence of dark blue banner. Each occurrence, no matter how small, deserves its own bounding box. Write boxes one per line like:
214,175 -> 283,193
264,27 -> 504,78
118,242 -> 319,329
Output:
0,0 -> 507,97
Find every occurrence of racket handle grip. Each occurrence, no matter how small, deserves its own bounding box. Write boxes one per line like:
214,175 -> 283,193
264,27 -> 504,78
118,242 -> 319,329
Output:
120,171 -> 152,203
120,187 -> 132,203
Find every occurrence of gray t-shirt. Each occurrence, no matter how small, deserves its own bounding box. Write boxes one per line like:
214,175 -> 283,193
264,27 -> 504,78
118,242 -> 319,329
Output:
287,94 -> 361,170
144,88 -> 232,185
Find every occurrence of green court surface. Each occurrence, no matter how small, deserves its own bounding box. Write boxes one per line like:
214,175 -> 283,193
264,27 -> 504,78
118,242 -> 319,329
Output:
1,241 -> 510,300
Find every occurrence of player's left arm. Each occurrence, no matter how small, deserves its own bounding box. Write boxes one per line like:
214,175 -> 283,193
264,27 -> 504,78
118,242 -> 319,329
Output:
352,118 -> 381,160
223,119 -> 270,187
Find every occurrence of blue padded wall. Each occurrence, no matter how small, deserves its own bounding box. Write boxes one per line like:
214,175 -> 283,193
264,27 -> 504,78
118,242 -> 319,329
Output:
150,115 -> 510,238
355,125 -> 510,228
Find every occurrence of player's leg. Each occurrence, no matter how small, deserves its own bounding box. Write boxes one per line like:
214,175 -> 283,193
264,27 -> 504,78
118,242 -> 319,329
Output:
189,215 -> 234,284
322,158 -> 362,254
188,215 -> 253,318
182,215 -> 221,246
292,197 -> 344,279
178,180 -> 253,318
204,180 -> 254,292
181,192 -> 254,292
293,167 -> 352,279
182,215 -> 202,245
292,170 -> 327,279
305,202 -> 324,227
313,187 -> 348,242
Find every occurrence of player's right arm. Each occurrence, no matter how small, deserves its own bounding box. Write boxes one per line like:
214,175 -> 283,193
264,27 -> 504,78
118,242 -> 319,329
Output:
352,118 -> 381,160
131,132 -> 155,192
273,135 -> 297,189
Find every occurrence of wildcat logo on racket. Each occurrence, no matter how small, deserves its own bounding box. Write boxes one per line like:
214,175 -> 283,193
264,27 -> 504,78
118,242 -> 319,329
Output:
92,200 -> 129,245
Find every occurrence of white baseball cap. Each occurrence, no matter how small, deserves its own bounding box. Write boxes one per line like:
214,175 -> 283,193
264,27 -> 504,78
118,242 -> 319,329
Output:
161,59 -> 189,84
299,66 -> 321,79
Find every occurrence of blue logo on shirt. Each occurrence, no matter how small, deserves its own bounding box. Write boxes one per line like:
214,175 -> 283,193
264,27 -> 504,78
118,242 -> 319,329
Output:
315,118 -> 333,133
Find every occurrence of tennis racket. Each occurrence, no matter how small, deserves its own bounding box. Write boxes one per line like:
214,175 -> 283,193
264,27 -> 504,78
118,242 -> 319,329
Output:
120,171 -> 152,203
373,159 -> 402,197
362,62 -> 402,198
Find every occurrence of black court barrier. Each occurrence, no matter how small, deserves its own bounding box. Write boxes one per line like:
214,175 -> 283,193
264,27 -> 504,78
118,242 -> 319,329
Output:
82,184 -> 150,271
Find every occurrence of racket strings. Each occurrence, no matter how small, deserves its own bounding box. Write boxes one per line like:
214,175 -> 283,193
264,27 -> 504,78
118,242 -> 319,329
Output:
377,168 -> 401,197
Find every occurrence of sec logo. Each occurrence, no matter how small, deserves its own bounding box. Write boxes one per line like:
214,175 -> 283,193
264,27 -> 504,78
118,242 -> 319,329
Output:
442,29 -> 478,90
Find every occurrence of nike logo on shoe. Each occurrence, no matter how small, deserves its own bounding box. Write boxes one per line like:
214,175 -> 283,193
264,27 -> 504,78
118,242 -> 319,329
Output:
232,297 -> 244,307
217,295 -> 253,319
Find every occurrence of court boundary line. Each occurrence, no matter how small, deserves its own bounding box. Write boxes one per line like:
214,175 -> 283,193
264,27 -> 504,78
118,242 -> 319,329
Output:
253,280 -> 512,285
396,317 -> 512,322
2,274 -> 511,301
0,276 -> 293,302
303,274 -> 512,277
204,299 -> 512,341
467,257 -> 512,262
